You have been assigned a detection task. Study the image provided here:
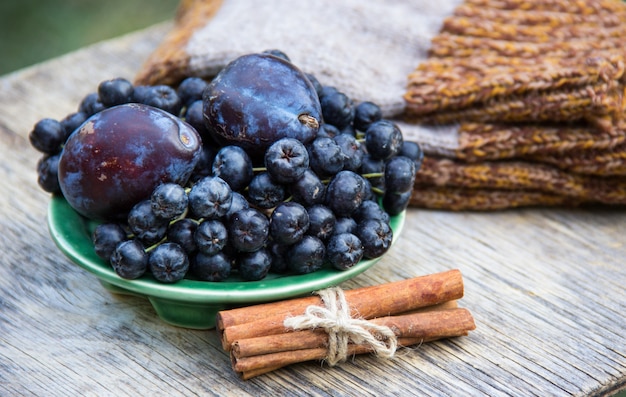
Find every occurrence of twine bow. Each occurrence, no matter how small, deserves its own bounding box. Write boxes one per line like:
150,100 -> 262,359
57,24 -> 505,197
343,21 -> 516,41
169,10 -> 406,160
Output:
283,287 -> 398,366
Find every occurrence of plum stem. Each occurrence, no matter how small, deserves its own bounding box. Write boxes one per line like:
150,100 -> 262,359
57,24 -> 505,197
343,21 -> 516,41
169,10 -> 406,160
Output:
298,114 -> 319,130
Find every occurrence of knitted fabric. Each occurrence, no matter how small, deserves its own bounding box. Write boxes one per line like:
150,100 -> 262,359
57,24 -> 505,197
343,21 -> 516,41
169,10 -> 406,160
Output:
404,0 -> 626,209
136,0 -> 461,117
404,1 -> 626,129
135,0 -> 626,210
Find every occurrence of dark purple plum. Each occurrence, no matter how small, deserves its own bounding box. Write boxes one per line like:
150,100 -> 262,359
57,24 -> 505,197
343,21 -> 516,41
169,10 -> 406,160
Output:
203,53 -> 322,155
58,103 -> 202,221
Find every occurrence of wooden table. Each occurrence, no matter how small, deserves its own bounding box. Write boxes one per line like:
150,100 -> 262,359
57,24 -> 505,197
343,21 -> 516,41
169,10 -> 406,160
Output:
1,23 -> 625,397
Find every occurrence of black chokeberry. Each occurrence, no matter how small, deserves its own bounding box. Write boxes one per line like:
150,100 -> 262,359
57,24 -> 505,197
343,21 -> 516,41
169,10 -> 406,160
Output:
334,133 -> 364,172
306,204 -> 336,241
225,191 -> 250,220
192,251 -> 231,281
191,145 -> 217,182
79,92 -> 106,117
177,77 -> 208,108
340,124 -> 357,137
326,233 -> 364,270
60,111 -> 87,139
333,217 -> 358,236
151,183 -> 188,220
93,223 -> 127,260
238,248 -> 272,281
399,141 -> 424,168
98,77 -> 134,107
134,85 -> 182,115
195,219 -> 228,255
149,242 -> 189,283
325,170 -> 368,217
228,208 -> 269,252
290,169 -> 326,207
357,219 -> 393,259
268,241 -> 290,274
29,118 -> 65,154
317,123 -> 341,139
385,156 -> 417,194
265,138 -> 310,184
110,239 -> 148,280
383,190 -> 412,216
319,85 -> 339,100
354,101 -> 382,132
212,145 -> 254,192
305,73 -> 323,97
352,200 -> 390,225
360,154 -> 385,192
167,218 -> 198,254
184,100 -> 211,139
365,120 -> 403,160
308,136 -> 345,177
247,172 -> 286,209
127,200 -> 168,245
36,154 -> 61,193
287,235 -> 326,274
188,176 -> 233,219
320,91 -> 354,130
269,202 -> 310,245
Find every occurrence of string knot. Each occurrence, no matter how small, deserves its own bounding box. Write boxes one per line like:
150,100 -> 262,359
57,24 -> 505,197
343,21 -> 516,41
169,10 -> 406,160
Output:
283,287 -> 398,366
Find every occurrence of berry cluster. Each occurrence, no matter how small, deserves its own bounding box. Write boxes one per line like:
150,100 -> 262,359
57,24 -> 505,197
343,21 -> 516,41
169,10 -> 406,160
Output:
30,50 -> 423,283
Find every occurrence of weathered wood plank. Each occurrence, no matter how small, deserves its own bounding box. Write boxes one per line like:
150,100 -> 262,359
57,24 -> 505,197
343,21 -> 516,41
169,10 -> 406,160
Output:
0,23 -> 624,397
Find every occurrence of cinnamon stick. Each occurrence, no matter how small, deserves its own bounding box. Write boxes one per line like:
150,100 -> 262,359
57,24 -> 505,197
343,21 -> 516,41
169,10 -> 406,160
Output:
234,336 -> 459,380
231,306 -> 476,380
231,301 -> 461,359
231,300 -> 458,358
218,269 -> 464,350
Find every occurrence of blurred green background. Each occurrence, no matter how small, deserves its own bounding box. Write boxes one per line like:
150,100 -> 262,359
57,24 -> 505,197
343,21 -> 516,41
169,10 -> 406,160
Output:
0,0 -> 180,76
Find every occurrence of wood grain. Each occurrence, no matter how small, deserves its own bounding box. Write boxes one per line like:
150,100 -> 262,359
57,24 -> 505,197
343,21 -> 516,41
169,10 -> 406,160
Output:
0,22 -> 625,397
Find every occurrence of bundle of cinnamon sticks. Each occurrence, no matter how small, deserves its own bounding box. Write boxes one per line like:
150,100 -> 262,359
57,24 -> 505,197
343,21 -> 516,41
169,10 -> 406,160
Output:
216,269 -> 476,379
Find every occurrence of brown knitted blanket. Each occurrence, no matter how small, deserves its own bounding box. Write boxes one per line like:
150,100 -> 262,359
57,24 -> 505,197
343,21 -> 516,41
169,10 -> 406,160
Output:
403,0 -> 626,209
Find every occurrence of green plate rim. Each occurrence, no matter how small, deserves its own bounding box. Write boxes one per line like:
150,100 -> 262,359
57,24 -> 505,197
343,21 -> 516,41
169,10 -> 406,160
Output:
47,195 -> 405,305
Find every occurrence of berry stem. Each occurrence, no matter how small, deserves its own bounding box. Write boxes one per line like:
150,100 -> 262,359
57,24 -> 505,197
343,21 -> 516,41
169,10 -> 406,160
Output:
361,172 -> 384,179
145,236 -> 168,252
371,186 -> 385,195
168,206 -> 190,226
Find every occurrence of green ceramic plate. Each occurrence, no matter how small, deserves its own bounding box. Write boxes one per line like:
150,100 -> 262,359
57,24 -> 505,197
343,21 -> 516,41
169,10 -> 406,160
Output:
47,195 -> 405,329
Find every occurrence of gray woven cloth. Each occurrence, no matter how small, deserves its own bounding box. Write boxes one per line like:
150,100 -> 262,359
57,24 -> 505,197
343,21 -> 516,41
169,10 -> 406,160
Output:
184,0 -> 461,118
